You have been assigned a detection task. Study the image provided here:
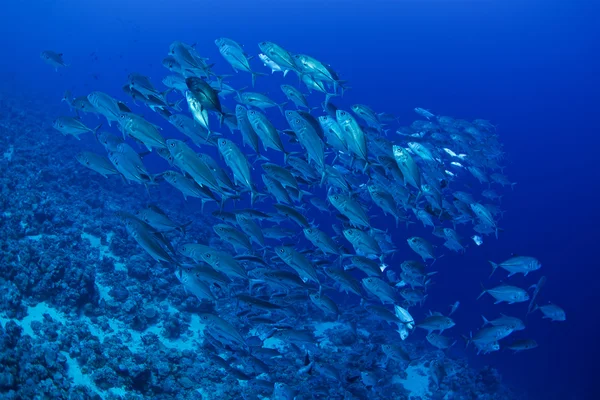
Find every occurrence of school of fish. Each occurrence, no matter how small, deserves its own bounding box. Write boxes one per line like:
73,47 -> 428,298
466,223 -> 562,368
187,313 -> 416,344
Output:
44,38 -> 565,397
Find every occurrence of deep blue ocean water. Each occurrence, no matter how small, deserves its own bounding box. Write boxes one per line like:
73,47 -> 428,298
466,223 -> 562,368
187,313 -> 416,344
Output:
1,0 -> 598,399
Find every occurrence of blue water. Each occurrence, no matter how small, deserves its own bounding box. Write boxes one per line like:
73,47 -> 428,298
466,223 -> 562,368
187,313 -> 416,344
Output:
1,0 -> 598,399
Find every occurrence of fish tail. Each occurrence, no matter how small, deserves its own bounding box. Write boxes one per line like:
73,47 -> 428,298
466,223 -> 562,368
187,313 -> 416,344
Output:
62,91 -> 73,107
178,221 -> 193,235
461,334 -> 471,348
277,101 -> 288,116
488,261 -> 499,278
173,98 -> 184,112
481,315 -> 490,327
324,92 -> 337,106
93,123 -> 103,134
252,153 -> 270,164
250,71 -> 268,88
319,169 -> 327,186
477,282 -> 487,300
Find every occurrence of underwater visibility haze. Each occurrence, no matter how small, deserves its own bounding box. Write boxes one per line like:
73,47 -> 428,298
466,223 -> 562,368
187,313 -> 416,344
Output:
0,0 -> 599,399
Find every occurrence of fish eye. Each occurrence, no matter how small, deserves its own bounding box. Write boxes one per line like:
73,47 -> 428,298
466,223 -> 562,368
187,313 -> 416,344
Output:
307,229 -> 312,233
340,112 -> 345,116
206,254 -> 211,258
279,248 -> 285,253
367,278 -> 372,283
295,119 -> 300,124
169,142 -> 175,147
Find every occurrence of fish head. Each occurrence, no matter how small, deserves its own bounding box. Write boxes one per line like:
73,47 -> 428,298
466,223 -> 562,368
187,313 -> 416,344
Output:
72,98 -> 88,110
393,145 -> 408,161
408,142 -> 420,151
362,277 -> 378,291
335,110 -> 350,124
261,163 -> 274,174
343,229 -> 357,241
166,139 -> 183,155
285,110 -> 298,123
258,53 -> 270,63
178,244 -> 195,257
490,342 -> 500,351
214,38 -> 226,48
157,148 -> 174,165
52,118 -> 64,130
361,371 -> 377,387
162,56 -> 178,70
117,112 -> 130,123
174,269 -> 185,283
167,114 -> 181,126
398,327 -> 409,340
275,246 -> 291,260
107,151 -> 119,165
200,250 -> 216,264
303,227 -> 316,239
75,152 -> 89,166
258,41 -> 273,54
327,194 -> 344,208
529,259 -> 542,271
168,41 -> 180,55
198,313 -> 215,326
246,109 -> 258,121
318,115 -> 331,124
213,224 -> 228,235
217,138 -> 231,152
293,54 -> 310,69
161,171 -> 176,182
